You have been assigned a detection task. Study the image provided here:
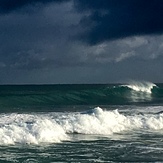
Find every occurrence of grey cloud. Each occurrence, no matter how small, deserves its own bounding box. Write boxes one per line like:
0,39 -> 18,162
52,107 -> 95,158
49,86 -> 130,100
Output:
0,0 -> 163,84
4,34 -> 163,71
0,1 -> 84,70
77,35 -> 163,65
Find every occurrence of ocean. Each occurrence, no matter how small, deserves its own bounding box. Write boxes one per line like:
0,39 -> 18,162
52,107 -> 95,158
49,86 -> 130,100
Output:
0,81 -> 163,162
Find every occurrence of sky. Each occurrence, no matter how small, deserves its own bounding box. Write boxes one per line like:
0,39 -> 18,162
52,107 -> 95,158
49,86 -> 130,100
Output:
0,0 -> 163,84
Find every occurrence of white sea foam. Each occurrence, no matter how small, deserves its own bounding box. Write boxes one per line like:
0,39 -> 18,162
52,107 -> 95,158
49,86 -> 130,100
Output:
58,107 -> 163,134
122,81 -> 157,93
1,107 -> 163,145
0,114 -> 68,145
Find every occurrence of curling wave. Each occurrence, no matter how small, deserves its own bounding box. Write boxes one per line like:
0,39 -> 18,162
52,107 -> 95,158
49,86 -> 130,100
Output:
121,81 -> 157,94
0,81 -> 162,111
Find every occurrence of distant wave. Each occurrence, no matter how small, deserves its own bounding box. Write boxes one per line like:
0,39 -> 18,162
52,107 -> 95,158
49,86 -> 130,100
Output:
1,107 -> 163,145
121,81 -> 157,94
0,82 -> 162,110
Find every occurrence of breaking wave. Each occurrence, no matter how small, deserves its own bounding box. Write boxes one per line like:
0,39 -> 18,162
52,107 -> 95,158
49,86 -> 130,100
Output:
0,81 -> 162,109
1,107 -> 163,145
0,114 -> 68,145
121,81 -> 157,94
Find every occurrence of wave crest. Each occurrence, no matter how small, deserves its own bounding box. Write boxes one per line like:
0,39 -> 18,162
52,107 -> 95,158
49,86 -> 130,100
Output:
122,81 -> 157,94
1,106 -> 163,145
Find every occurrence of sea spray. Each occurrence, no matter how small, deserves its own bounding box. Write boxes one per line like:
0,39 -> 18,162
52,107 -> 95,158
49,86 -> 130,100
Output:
122,81 -> 157,93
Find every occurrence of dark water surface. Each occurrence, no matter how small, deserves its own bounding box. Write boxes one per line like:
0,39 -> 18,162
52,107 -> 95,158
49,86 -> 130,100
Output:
0,82 -> 163,162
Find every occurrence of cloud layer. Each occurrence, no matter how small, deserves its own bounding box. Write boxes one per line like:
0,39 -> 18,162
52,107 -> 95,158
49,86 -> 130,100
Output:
0,0 -> 163,83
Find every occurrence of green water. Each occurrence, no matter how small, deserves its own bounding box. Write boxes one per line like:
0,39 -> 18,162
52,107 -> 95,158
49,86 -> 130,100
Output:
0,83 -> 163,112
0,82 -> 163,162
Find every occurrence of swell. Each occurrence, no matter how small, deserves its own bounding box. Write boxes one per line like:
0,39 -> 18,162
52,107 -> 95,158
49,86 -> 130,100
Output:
0,82 -> 163,110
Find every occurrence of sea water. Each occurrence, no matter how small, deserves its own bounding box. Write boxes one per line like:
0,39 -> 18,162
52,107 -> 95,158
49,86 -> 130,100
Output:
0,82 -> 163,162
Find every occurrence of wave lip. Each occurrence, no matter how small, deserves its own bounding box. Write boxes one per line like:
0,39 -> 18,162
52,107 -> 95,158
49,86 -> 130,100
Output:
122,81 -> 157,94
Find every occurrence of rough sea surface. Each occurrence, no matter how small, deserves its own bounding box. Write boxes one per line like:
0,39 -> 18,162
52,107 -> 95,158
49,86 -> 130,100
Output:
0,81 -> 163,162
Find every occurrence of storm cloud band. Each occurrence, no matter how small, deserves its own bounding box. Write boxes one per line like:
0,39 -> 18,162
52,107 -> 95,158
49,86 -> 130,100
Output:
1,0 -> 163,43
75,0 -> 163,44
0,0 -> 163,83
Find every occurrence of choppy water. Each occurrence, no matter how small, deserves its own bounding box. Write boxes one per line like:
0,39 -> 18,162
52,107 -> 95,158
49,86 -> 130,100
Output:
1,81 -> 163,162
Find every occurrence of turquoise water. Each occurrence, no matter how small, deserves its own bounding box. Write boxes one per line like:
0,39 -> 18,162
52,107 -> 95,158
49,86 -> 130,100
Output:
0,82 -> 162,111
1,82 -> 163,162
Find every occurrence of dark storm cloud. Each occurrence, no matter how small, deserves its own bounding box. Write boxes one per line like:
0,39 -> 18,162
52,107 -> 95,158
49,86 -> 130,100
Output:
0,0 -> 68,13
1,0 -> 163,44
0,0 -> 163,84
0,0 -> 85,71
75,0 -> 163,44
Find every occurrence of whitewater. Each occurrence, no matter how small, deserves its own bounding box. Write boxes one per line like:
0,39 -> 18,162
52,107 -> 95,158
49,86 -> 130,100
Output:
1,82 -> 163,162
1,107 -> 163,145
